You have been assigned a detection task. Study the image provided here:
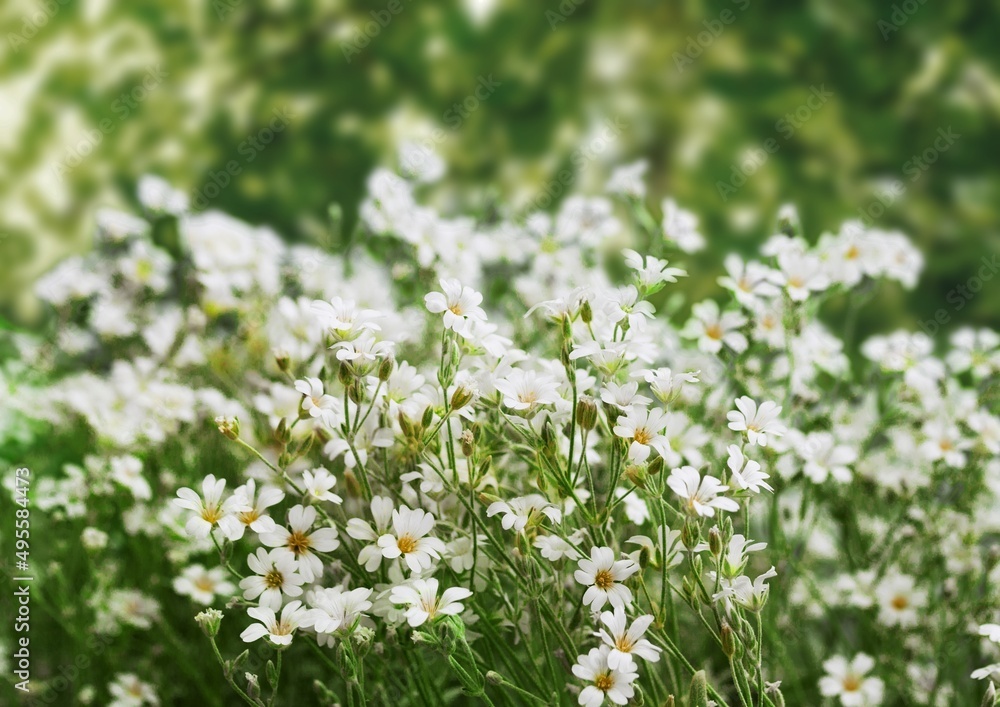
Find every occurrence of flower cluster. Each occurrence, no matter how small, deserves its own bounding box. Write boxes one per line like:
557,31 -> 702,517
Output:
6,154 -> 999,706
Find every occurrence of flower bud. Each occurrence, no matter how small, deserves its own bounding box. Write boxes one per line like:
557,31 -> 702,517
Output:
338,360 -> 355,385
681,519 -> 701,550
195,608 -> 223,638
647,455 -> 664,476
246,674 -> 261,702
461,429 -> 475,457
576,396 -> 598,431
708,527 -> 723,557
580,299 -> 593,323
378,356 -> 395,382
720,621 -> 736,657
451,385 -> 475,411
638,545 -> 651,570
664,696 -> 675,707
625,464 -> 647,489
983,681 -> 997,707
275,417 -> 291,445
486,671 -> 503,686
274,349 -> 291,373
421,406 -> 435,429
688,670 -> 708,707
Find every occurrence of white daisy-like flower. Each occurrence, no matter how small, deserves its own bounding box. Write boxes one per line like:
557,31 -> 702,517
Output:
240,600 -> 309,646
980,624 -> 1000,643
572,644 -> 639,707
606,160 -> 648,199
717,254 -> 782,306
874,573 -> 927,628
389,578 -> 472,627
682,300 -> 748,354
818,653 -> 885,706
311,296 -> 382,341
376,505 -> 447,573
718,566 -> 778,613
727,396 -> 785,447
661,198 -> 705,253
726,445 -> 773,494
919,419 -> 971,468
301,467 -> 343,505
239,548 -> 306,610
172,565 -> 235,606
110,455 -> 152,501
595,607 -> 662,670
613,407 -> 671,464
634,367 -> 700,405
778,251 -> 829,302
622,249 -> 687,291
294,377 -> 339,425
424,278 -> 487,337
534,534 -> 583,562
667,466 -> 740,518
487,494 -> 562,532
304,586 -> 373,642
260,505 -> 340,582
173,475 -> 249,539
108,673 -> 159,707
574,546 -> 639,611
217,479 -> 284,541
495,369 -> 562,412
346,496 -> 396,571
600,381 -> 652,411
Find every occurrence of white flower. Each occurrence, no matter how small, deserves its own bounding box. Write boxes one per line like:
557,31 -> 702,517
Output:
239,548 -> 306,611
819,653 -> 885,706
424,278 -> 487,337
495,369 -> 562,411
720,567 -> 777,612
240,601 -> 309,646
173,475 -> 249,539
623,249 -> 687,291
600,381 -> 652,411
980,624 -> 1000,643
108,673 -> 159,707
534,534 -> 582,562
726,445 -> 773,493
778,252 -> 829,301
727,396 -> 785,447
874,573 -> 927,628
596,607 -> 661,670
172,565 -> 235,606
487,494 -> 562,532
718,254 -> 781,306
346,496 -> 396,571
606,160 -> 648,198
301,467 -> 343,505
572,645 -> 639,707
613,407 -> 671,464
574,547 -> 639,611
311,296 -> 382,341
389,578 -> 472,627
661,198 -> 705,253
260,505 -> 340,582
333,332 -> 394,368
304,586 -> 373,640
719,534 -> 768,578
294,377 -> 339,426
217,479 -> 284,541
919,419 -> 971,468
795,431 -> 856,484
682,300 -> 748,354
635,367 -> 699,405
376,505 -> 447,573
110,455 -> 151,501
667,466 -> 740,518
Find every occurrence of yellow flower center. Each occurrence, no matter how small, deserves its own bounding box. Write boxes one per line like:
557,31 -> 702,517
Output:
238,509 -> 260,525
633,428 -> 652,445
264,569 -> 284,590
397,535 -> 418,554
287,531 -> 311,557
891,595 -> 909,610
842,675 -> 861,692
201,506 -> 223,524
615,636 -> 634,653
194,576 -> 216,593
594,569 -> 614,590
705,323 -> 723,340
594,673 -> 614,692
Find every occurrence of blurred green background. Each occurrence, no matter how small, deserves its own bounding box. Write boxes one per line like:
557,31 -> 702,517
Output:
1,0 -> 998,336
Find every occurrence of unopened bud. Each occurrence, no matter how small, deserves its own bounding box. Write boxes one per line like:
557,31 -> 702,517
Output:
688,670 -> 708,707
485,671 -> 503,686
720,621 -> 736,657
576,396 -> 598,431
681,519 -> 701,550
708,527 -> 723,557
338,360 -> 355,385
638,545 -> 651,569
624,464 -> 647,489
246,674 -> 261,702
664,696 -> 675,707
275,418 -> 291,445
647,455 -> 664,476
378,356 -> 395,382
982,681 -> 997,707
274,350 -> 291,373
421,406 -> 434,429
451,385 -> 475,411
580,299 -> 593,323
348,380 -> 364,405
461,429 -> 475,457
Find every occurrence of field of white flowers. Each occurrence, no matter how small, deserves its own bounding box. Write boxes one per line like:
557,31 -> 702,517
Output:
3,154 -> 1000,706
